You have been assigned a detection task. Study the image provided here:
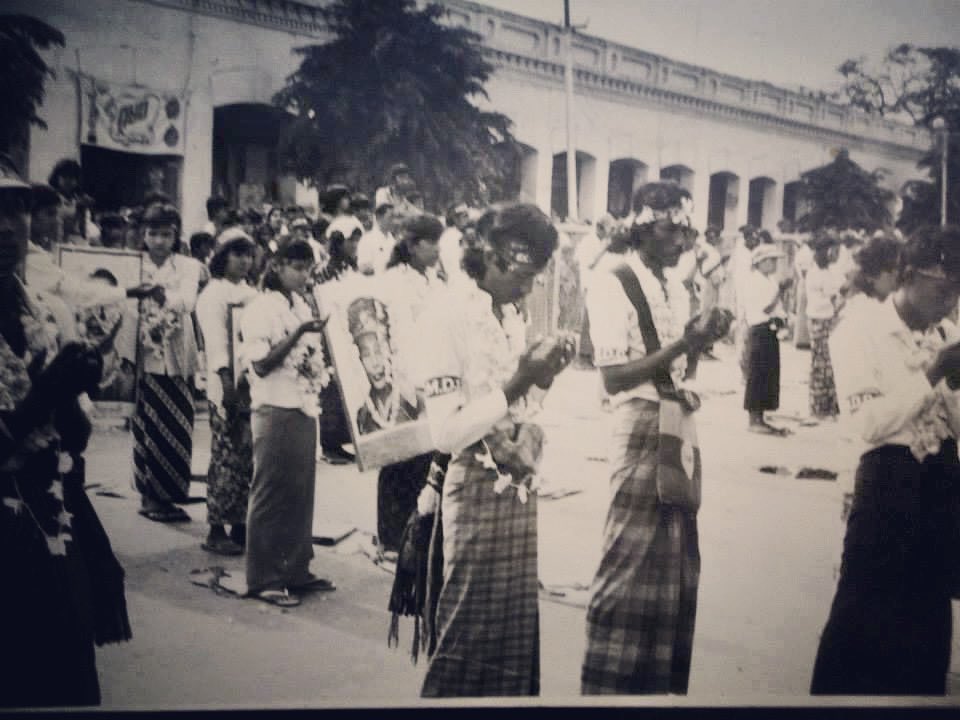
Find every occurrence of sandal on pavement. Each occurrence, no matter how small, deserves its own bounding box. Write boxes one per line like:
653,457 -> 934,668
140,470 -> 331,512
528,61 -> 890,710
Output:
201,536 -> 244,556
255,588 -> 301,607
748,423 -> 789,437
138,506 -> 191,523
292,574 -> 337,593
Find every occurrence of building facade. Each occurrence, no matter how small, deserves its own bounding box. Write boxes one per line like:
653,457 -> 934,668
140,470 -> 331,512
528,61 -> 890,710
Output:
11,0 -> 930,236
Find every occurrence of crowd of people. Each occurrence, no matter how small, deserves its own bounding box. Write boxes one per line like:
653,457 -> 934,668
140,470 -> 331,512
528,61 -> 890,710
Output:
4,146 -> 960,707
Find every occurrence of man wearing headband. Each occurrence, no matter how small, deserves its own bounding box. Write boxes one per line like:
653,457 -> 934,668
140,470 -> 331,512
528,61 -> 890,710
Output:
581,182 -> 732,695
416,203 -> 573,697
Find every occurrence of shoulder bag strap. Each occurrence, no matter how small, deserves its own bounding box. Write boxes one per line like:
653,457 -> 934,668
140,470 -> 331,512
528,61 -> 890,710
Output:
610,263 -> 676,395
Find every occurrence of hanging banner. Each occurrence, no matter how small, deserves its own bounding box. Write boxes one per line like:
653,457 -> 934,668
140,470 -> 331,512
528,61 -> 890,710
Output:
78,74 -> 186,155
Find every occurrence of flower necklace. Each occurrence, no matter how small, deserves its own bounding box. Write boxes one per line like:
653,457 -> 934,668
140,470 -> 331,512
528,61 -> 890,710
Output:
0,287 -> 75,556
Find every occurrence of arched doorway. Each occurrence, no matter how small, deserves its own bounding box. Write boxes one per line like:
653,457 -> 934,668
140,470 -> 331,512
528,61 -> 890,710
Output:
748,176 -> 777,228
496,142 -> 539,204
212,103 -> 292,209
708,171 -> 740,231
782,180 -> 803,228
660,164 -> 695,194
551,150 -> 597,221
607,158 -> 648,217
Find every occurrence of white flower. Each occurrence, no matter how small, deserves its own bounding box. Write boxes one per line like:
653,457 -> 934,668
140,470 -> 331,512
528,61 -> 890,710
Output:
56,509 -> 74,528
46,532 -> 70,557
57,452 -> 74,474
2,497 -> 24,515
48,480 -> 64,501
516,484 -> 529,504
492,473 -> 512,494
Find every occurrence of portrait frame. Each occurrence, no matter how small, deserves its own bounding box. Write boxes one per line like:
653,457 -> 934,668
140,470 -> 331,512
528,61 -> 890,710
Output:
55,244 -> 144,409
320,275 -> 433,472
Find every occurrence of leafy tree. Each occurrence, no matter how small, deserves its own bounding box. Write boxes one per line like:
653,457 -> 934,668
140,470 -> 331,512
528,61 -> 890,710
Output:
273,0 -> 519,211
0,15 -> 65,156
837,44 -> 960,229
795,149 -> 894,233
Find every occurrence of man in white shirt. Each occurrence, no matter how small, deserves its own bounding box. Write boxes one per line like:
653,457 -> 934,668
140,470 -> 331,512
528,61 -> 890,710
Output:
742,243 -> 792,434
356,202 -> 396,275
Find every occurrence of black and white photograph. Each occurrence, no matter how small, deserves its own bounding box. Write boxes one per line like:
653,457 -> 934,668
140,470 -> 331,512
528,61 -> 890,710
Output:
2,0 -> 960,713
322,279 -> 434,471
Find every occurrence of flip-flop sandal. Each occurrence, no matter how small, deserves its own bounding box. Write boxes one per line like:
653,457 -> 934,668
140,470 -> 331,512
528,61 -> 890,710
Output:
139,506 -> 191,523
201,537 -> 244,556
255,589 -> 301,607
748,424 -> 789,437
293,575 -> 337,593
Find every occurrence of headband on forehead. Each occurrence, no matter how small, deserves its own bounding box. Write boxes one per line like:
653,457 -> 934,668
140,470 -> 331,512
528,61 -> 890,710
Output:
626,194 -> 694,229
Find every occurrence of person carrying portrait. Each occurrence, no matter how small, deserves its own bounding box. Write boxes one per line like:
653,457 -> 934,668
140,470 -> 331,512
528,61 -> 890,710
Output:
195,227 -> 260,556
414,203 -> 574,697
368,214 -> 446,557
313,215 -> 365,465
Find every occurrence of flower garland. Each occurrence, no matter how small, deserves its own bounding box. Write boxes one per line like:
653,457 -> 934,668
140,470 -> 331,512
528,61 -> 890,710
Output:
0,289 -> 75,556
140,296 -> 181,361
903,326 -> 954,462
285,333 -> 331,399
474,441 -> 542,504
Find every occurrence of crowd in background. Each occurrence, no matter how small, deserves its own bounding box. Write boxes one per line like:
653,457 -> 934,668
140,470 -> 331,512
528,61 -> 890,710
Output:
7,146 -> 960,706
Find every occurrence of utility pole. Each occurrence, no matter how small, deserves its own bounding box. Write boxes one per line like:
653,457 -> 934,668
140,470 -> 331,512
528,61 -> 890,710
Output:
564,0 -> 577,221
932,117 -> 949,227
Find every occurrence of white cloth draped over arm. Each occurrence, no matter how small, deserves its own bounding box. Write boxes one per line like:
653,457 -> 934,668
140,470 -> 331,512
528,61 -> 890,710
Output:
414,287 -> 511,456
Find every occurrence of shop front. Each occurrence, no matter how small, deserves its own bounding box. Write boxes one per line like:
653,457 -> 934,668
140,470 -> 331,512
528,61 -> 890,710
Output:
76,73 -> 186,211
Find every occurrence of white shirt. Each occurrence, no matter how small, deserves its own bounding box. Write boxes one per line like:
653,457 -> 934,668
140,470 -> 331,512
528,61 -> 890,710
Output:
575,232 -> 611,296
140,253 -> 203,377
357,225 -> 395,275
414,278 -> 534,455
830,295 -> 960,459
805,264 -> 843,320
195,278 -> 260,410
731,239 -> 755,319
741,268 -> 784,326
585,251 -> 689,405
240,290 -> 322,417
438,226 -> 463,282
380,263 -> 445,379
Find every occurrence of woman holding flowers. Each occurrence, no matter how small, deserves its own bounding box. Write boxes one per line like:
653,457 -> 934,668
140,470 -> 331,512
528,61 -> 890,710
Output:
133,204 -> 204,523
240,240 -> 336,607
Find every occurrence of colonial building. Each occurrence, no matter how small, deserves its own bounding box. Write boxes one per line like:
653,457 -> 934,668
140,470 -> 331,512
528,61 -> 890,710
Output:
9,0 -> 929,235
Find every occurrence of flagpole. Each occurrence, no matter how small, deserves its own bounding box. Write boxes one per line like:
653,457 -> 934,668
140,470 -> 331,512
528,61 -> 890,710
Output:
564,0 -> 577,221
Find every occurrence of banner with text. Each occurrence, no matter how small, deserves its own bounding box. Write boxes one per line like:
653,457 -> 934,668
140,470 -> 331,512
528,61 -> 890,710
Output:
78,74 -> 186,155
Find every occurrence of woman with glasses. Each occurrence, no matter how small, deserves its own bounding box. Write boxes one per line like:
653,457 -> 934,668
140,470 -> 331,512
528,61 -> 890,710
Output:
811,225 -> 960,695
581,183 -> 732,695
416,203 -> 573,697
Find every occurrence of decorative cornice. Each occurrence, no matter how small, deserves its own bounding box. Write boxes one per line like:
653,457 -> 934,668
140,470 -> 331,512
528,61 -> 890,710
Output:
490,49 -> 925,163
138,0 -> 328,36
436,0 -> 929,159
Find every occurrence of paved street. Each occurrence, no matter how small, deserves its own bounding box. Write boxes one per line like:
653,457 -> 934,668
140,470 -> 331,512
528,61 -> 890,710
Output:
82,339 -> 960,708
